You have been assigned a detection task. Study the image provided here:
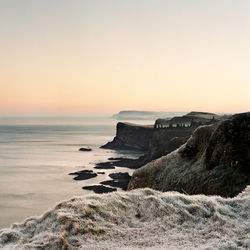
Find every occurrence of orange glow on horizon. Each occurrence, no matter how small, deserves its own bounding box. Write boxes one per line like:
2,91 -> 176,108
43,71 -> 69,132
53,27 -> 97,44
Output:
0,1 -> 249,115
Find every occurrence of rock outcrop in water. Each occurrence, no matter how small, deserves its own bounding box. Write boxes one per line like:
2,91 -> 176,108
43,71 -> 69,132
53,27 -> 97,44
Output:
128,112 -> 250,197
0,188 -> 249,249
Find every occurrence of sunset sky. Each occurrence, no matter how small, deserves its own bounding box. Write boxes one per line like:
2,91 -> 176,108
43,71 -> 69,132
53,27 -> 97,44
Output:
0,0 -> 249,115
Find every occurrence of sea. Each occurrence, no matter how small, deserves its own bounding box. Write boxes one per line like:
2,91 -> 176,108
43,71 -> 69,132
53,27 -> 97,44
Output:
0,113 -> 184,229
0,114 -> 249,249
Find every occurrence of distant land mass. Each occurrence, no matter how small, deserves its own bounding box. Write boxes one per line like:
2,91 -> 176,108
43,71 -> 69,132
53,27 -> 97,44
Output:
112,110 -> 183,120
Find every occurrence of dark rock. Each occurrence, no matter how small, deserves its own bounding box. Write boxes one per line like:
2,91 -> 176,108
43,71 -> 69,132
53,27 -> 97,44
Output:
109,172 -> 131,181
205,112 -> 250,174
100,172 -> 131,190
79,147 -> 92,152
148,131 -> 191,160
94,162 -> 116,169
101,122 -> 153,151
179,124 -> 216,160
128,112 -> 250,197
95,156 -> 148,170
69,170 -> 97,181
82,185 -> 117,194
100,180 -> 126,190
97,172 -> 105,174
108,157 -> 127,161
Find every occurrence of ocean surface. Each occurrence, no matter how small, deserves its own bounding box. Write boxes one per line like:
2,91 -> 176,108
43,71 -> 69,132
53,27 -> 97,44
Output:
0,114 -> 184,229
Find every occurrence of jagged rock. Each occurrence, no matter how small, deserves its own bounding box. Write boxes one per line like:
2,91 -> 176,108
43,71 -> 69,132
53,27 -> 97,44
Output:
128,112 -> 250,197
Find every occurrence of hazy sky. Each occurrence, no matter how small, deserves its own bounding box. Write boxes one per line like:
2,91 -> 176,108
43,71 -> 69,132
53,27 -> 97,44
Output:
0,0 -> 249,115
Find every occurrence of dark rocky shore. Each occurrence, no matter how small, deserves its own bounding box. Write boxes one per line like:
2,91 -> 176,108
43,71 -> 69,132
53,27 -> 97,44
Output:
100,172 -> 131,190
71,111 -> 249,197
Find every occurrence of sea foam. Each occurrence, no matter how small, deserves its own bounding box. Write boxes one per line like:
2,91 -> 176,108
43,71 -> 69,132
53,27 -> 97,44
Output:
0,187 -> 249,249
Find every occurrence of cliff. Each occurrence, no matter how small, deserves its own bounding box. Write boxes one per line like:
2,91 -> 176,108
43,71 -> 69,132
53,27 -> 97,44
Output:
101,122 -> 154,151
148,127 -> 193,160
128,112 -> 250,197
102,112 -> 220,159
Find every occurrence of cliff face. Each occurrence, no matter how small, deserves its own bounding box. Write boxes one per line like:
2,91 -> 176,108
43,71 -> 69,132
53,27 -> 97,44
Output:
128,112 -> 250,197
148,127 -> 193,160
102,112 -> 221,159
101,122 -> 154,151
101,122 -> 193,158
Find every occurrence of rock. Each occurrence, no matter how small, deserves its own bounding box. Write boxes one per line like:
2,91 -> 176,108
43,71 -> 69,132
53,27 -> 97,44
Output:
109,172 -> 131,180
94,162 -> 116,169
148,129 -> 193,160
79,147 -> 92,152
95,156 -> 148,170
100,180 -> 126,190
82,185 -> 117,194
69,170 -> 97,180
101,112 -> 219,161
128,112 -> 250,197
101,122 -> 154,151
205,112 -> 250,174
97,172 -> 105,174
100,172 -> 131,190
108,157 -> 127,161
100,172 -> 132,190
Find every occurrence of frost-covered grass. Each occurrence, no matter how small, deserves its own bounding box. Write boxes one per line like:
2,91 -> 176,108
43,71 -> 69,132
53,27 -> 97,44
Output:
0,187 -> 249,249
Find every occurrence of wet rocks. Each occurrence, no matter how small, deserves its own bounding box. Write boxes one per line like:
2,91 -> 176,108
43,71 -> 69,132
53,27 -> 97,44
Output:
94,156 -> 147,170
94,162 -> 116,169
69,170 -> 97,180
100,172 -> 131,190
79,147 -> 92,152
82,185 -> 117,194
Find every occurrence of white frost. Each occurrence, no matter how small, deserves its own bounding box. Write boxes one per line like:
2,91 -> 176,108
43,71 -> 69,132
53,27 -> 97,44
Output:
0,187 -> 249,249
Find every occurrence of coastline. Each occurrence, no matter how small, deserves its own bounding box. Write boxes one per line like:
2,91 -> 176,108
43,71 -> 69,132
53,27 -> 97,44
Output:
0,112 -> 249,249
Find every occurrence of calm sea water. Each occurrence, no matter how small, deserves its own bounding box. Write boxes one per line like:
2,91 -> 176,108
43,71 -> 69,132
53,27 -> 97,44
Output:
0,114 -> 183,228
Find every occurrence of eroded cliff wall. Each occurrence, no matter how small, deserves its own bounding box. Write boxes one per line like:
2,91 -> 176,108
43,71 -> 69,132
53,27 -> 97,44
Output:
128,112 -> 250,197
148,127 -> 193,160
101,122 -> 154,151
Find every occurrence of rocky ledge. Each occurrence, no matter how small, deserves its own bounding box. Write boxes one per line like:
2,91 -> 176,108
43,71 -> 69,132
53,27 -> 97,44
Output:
128,112 -> 250,197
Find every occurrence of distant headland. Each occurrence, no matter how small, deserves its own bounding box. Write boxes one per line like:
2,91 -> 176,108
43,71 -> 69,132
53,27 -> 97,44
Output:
112,110 -> 182,120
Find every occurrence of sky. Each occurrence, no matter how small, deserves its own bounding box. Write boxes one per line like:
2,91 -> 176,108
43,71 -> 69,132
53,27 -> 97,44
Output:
0,0 -> 249,115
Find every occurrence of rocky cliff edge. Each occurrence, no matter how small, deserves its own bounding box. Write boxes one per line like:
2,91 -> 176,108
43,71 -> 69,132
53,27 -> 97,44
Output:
128,112 -> 250,197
